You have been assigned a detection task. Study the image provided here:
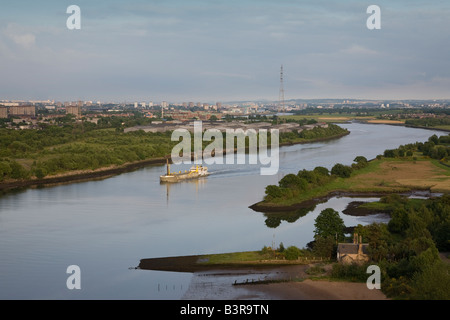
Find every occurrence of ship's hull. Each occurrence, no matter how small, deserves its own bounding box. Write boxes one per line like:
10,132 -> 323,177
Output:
160,172 -> 209,183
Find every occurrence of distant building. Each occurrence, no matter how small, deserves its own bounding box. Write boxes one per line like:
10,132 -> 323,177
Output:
337,233 -> 369,265
9,105 -> 35,116
0,106 -> 8,118
1,102 -> 20,107
66,105 -> 81,118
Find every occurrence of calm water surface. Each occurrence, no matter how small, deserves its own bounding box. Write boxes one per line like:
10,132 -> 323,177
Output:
0,123 -> 444,299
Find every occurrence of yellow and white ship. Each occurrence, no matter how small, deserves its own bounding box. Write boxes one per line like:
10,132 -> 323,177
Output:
160,159 -> 209,183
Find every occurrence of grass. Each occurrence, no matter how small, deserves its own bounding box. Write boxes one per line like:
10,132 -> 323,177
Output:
358,197 -> 427,211
199,251 -> 266,265
197,250 -> 320,266
280,114 -> 375,123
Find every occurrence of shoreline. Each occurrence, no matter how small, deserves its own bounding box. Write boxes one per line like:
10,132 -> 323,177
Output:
0,131 -> 349,193
0,121 -> 446,193
356,119 -> 450,132
249,189 -> 435,213
241,279 -> 389,300
137,255 -> 389,300
0,157 -> 168,192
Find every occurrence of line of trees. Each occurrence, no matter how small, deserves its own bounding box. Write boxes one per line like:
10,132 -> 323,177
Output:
279,123 -> 348,144
264,156 -> 368,202
405,117 -> 450,128
383,134 -> 450,161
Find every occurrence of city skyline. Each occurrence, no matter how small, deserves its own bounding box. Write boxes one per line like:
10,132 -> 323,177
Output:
1,1 -> 450,102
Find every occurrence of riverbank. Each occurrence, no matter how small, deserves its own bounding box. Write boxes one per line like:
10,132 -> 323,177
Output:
250,155 -> 450,213
137,253 -> 389,300
359,119 -> 450,132
0,130 -> 349,192
137,252 -> 322,273
0,156 -> 168,192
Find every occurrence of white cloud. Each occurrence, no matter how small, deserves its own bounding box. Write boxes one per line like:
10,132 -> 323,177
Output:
340,44 -> 380,56
3,23 -> 36,49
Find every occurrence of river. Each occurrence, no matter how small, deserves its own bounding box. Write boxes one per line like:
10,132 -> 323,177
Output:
0,123 -> 445,299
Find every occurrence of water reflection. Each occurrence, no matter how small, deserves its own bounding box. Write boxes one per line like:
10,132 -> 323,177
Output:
161,177 -> 209,205
261,206 -> 316,228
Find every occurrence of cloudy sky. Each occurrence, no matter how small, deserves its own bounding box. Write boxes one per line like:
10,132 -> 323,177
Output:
0,0 -> 449,103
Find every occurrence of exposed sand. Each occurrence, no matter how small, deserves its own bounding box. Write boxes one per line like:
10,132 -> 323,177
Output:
177,262 -> 389,300
366,120 -> 404,124
242,279 -> 389,300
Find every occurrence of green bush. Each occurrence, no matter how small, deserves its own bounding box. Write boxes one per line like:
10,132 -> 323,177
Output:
331,163 -> 352,178
331,263 -> 369,282
284,246 -> 302,260
411,261 -> 450,299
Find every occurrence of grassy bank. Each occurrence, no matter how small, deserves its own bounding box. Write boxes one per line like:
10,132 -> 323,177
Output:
251,134 -> 450,211
138,248 -> 326,273
252,156 -> 450,211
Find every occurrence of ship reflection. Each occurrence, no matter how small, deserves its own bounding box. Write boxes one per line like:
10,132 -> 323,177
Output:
161,175 -> 208,205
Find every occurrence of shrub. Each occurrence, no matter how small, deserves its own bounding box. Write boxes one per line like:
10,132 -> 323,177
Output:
284,246 -> 302,260
331,163 -> 352,178
331,263 -> 369,282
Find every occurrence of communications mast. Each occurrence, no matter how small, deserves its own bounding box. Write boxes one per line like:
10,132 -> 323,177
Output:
278,65 -> 285,123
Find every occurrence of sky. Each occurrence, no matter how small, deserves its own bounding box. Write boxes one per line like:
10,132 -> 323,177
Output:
0,0 -> 449,103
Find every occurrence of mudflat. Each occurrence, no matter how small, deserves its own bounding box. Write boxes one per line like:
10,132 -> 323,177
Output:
243,279 -> 389,300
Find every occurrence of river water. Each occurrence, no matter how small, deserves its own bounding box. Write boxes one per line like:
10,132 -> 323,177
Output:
0,123 -> 445,299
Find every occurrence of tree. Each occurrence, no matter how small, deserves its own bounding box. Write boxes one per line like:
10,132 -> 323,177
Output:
412,261 -> 450,299
313,166 -> 329,176
388,208 -> 410,234
331,163 -> 352,178
312,236 -> 336,259
265,185 -> 283,199
284,246 -> 302,260
353,156 -> 368,164
353,156 -> 368,169
314,208 -> 346,241
279,173 -> 303,189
